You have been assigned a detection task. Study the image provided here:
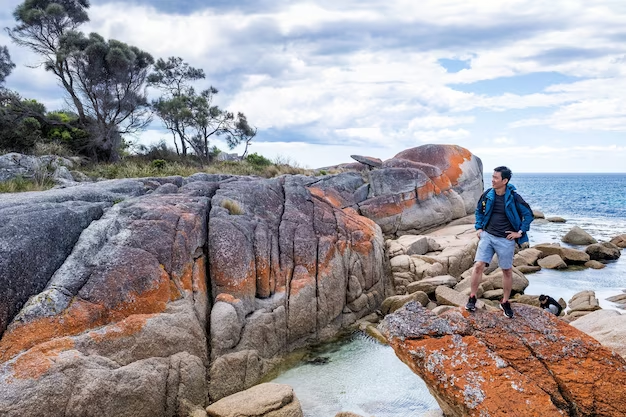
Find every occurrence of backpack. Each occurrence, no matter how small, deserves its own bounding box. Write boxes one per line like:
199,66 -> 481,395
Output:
478,188 -> 532,219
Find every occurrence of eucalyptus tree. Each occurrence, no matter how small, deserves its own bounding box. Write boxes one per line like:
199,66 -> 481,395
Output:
8,0 -> 90,119
148,56 -> 205,156
148,56 -> 256,162
0,46 -> 16,85
8,0 -> 154,161
62,32 -> 154,160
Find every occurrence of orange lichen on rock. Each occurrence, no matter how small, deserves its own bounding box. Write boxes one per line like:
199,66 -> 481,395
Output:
416,181 -> 437,201
211,259 -> 256,297
381,302 -> 626,416
87,314 -> 153,343
255,249 -> 272,299
192,256 -> 207,296
393,145 -> 472,187
0,266 -> 171,363
307,187 -> 345,208
214,293 -> 240,304
9,337 -> 76,380
443,147 -> 472,186
362,192 -> 417,219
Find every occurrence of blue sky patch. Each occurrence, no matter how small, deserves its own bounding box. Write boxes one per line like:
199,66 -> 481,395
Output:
438,58 -> 471,73
450,72 -> 583,95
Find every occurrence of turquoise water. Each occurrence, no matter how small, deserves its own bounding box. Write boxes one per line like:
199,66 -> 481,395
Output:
272,173 -> 626,417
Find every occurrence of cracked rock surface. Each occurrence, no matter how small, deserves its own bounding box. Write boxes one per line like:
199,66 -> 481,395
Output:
380,302 -> 626,416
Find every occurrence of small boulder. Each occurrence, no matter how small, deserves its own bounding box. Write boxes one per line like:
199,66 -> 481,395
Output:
568,290 -> 601,313
585,260 -> 605,269
205,383 -> 303,417
532,209 -> 545,219
482,289 -> 504,300
380,291 -> 429,315
610,234 -> 626,248
537,254 -> 567,269
435,286 -> 486,309
561,247 -> 590,264
407,275 -> 457,296
406,236 -> 430,256
562,226 -> 597,245
546,216 -> 566,223
516,265 -> 542,274
585,242 -> 621,261
607,293 -> 626,304
513,248 -> 543,266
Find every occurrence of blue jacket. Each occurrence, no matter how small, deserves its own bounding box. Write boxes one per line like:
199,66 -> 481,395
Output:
475,183 -> 533,245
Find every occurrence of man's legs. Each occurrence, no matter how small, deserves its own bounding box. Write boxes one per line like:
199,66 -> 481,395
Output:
470,261 -> 486,296
501,268 -> 512,303
467,232 -> 495,312
489,234 -> 516,318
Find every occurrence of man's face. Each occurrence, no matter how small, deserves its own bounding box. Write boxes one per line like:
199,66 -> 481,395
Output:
492,171 -> 508,189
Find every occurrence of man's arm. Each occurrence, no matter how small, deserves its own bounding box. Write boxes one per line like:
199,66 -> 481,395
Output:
475,190 -> 489,231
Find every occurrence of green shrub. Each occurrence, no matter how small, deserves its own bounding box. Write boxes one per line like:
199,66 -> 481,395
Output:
151,159 -> 166,169
246,152 -> 272,167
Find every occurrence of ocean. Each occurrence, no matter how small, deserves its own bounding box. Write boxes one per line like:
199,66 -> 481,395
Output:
272,173 -> 626,417
509,173 -> 626,308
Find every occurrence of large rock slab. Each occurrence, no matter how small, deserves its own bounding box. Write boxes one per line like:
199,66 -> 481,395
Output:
571,309 -> 626,359
380,302 -> 626,416
0,191 -> 211,417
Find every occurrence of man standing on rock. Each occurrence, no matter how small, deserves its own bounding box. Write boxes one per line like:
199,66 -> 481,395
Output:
465,166 -> 533,318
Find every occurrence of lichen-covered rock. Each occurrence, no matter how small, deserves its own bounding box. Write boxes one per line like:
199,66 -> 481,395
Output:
358,145 -> 483,237
0,144 -> 484,415
380,302 -> 626,416
0,192 -> 211,417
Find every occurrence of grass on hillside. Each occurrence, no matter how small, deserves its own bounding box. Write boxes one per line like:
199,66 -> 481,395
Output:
0,147 -> 315,194
0,176 -> 56,193
82,158 -> 311,180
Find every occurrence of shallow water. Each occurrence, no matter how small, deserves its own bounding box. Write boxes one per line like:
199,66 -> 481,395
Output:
272,332 -> 440,417
272,174 -> 626,417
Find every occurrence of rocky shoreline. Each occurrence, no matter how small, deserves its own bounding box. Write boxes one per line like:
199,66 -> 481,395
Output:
1,144 -> 625,417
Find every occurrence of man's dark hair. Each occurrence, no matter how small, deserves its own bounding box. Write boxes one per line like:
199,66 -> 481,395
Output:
539,295 -> 547,302
494,166 -> 512,182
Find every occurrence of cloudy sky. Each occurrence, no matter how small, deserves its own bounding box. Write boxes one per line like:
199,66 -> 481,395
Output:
2,0 -> 626,172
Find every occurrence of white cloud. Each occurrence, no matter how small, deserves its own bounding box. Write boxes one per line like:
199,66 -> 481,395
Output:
493,137 -> 515,145
2,0 -> 626,170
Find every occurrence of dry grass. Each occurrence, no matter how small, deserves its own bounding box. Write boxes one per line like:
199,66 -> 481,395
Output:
0,176 -> 56,193
81,158 -> 311,180
0,154 -> 313,194
220,199 -> 244,215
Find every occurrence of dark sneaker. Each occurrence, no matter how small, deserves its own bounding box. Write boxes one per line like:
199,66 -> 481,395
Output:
500,301 -> 514,318
465,295 -> 477,312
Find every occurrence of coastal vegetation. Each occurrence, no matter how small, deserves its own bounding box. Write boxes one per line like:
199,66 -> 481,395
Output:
0,0 -> 258,172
